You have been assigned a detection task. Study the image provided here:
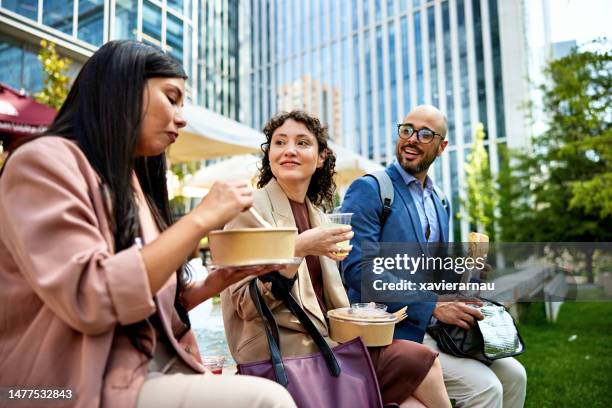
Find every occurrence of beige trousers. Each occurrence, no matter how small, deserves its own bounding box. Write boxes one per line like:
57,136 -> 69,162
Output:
136,372 -> 296,408
423,333 -> 527,408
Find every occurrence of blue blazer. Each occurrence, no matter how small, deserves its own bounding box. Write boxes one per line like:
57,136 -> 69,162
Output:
340,164 -> 450,343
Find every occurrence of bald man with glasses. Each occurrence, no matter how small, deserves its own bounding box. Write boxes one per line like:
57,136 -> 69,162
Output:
341,105 -> 526,408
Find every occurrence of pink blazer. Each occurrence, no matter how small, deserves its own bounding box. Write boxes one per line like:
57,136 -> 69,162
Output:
0,137 -> 204,408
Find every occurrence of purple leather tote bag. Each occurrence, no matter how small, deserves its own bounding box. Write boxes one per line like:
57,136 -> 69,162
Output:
237,278 -> 383,408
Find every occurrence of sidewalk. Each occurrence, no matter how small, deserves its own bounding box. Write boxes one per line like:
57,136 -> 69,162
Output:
191,301 -> 237,374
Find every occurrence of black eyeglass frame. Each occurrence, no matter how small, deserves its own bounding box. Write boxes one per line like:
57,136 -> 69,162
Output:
396,123 -> 444,144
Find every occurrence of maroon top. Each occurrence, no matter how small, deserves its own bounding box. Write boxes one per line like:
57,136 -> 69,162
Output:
288,199 -> 327,315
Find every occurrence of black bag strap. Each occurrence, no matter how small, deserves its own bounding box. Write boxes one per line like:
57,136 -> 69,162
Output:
272,279 -> 341,378
248,279 -> 288,385
248,277 -> 341,383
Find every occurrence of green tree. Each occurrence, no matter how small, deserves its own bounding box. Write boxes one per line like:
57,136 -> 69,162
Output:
462,123 -> 496,240
495,144 -> 532,243
499,44 -> 612,282
35,40 -> 72,110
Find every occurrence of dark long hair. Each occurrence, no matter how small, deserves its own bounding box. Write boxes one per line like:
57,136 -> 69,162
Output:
258,110 -> 336,211
7,40 -> 190,356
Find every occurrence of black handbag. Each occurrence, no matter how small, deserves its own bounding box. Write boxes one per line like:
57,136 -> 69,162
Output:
427,299 -> 525,365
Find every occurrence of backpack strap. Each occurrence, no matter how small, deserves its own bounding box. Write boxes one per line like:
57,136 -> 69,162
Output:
365,171 -> 394,227
365,170 -> 450,225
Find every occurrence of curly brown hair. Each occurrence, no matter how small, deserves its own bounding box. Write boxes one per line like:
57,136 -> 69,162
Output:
257,110 -> 336,211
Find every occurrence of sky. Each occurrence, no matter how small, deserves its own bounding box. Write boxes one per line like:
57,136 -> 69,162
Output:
547,0 -> 611,44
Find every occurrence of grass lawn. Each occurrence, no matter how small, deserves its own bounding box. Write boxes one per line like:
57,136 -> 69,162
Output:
515,287 -> 612,407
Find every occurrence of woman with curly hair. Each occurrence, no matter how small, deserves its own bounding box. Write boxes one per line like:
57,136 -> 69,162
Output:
221,110 -> 451,407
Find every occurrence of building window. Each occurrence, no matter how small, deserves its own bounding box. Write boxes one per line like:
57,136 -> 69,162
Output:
389,22 -> 398,123
433,153 -> 443,185
352,0 -> 359,31
352,34 -> 361,154
43,0 -> 74,35
3,0 -> 38,21
428,6 -> 438,107
442,0 -> 454,145
167,0 -> 184,14
472,0 -> 488,136
375,26 -> 386,159
114,0 -> 138,40
0,35 -> 44,94
166,13 -> 183,63
364,30 -> 373,159
489,0 -> 505,139
400,16 -> 410,115
142,1 -> 162,47
415,10 -> 424,105
450,149 -> 461,241
78,0 -> 104,46
457,0 -> 471,144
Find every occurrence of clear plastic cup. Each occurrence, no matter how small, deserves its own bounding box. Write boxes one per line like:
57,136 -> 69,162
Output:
323,213 -> 353,258
202,355 -> 225,375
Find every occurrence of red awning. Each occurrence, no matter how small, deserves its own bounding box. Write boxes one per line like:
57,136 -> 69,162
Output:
0,82 -> 56,141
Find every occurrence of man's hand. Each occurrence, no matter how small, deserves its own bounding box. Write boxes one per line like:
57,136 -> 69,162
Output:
433,299 -> 484,330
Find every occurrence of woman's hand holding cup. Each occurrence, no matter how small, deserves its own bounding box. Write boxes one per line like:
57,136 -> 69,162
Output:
295,225 -> 354,261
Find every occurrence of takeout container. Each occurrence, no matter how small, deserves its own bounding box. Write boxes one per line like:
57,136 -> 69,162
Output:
327,305 -> 399,347
208,228 -> 298,266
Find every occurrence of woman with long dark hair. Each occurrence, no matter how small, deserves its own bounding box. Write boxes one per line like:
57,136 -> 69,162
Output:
222,110 -> 451,407
0,40 -> 295,408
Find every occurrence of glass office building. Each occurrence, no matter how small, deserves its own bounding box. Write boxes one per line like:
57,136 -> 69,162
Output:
0,0 -> 240,119
241,0 -> 539,241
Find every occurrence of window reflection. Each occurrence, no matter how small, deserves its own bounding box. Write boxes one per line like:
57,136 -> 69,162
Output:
415,11 -> 424,105
114,0 -> 137,40
142,1 -> 162,46
400,16 -> 410,114
3,0 -> 38,21
43,0 -> 74,35
166,13 -> 183,63
167,0 -> 184,13
375,26 -> 386,159
78,0 -> 104,46
442,1 -> 454,145
428,6 -> 438,107
0,38 -> 22,90
457,0 -> 471,144
0,35 -> 45,94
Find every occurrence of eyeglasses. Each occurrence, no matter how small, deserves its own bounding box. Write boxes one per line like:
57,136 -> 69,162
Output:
397,124 -> 443,144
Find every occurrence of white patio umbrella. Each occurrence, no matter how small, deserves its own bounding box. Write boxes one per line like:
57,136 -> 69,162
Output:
185,154 -> 261,188
167,104 -> 264,163
332,143 -> 384,186
186,142 -> 384,189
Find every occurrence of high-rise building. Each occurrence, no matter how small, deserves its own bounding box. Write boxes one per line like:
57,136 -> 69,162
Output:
0,0 -> 240,119
241,0 -> 548,241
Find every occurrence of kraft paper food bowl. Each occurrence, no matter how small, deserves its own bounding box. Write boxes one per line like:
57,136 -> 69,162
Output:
208,228 -> 298,266
327,307 -> 398,347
